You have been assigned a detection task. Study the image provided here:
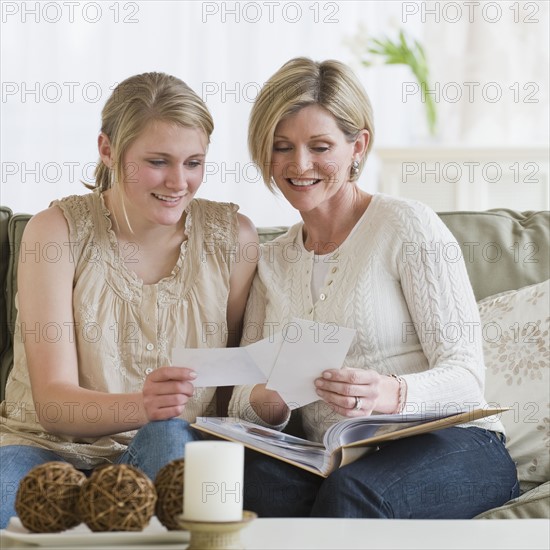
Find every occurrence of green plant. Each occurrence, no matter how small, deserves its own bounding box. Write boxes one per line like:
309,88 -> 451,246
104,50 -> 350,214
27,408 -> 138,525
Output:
356,29 -> 437,136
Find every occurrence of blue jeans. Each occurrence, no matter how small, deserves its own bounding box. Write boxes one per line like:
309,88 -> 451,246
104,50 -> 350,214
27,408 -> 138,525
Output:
244,427 -> 520,518
0,418 -> 201,529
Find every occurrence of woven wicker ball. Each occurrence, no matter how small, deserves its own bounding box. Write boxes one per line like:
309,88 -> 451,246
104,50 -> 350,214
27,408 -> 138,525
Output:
15,461 -> 86,533
154,458 -> 185,530
78,464 -> 157,532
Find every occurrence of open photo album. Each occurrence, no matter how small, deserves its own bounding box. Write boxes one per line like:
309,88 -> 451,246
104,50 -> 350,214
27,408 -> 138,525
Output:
193,407 -> 507,477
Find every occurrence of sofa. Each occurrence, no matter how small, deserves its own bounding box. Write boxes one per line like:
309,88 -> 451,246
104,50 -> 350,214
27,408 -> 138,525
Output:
1,205 -> 549,519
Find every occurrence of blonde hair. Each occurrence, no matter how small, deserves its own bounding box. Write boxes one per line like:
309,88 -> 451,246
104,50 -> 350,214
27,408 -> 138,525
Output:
248,57 -> 375,191
90,72 -> 213,193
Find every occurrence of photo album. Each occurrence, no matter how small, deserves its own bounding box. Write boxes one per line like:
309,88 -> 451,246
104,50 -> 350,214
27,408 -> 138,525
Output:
193,407 -> 507,477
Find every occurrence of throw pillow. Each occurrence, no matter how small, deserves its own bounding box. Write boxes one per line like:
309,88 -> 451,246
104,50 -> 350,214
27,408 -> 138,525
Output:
478,279 -> 549,493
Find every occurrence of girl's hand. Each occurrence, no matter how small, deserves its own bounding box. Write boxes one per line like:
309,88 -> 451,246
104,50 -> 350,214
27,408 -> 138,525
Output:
142,366 -> 196,421
314,368 -> 384,417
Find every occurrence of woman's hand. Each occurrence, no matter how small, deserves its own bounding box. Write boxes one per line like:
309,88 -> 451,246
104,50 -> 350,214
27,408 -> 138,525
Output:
249,384 -> 290,425
314,368 -> 400,417
142,366 -> 197,421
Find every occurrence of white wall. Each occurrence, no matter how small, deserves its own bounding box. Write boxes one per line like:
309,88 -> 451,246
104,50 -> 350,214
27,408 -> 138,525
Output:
1,1 -> 548,225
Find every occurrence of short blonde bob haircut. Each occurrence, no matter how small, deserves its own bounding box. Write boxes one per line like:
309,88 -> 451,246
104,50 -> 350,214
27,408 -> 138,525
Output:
249,57 -> 375,192
90,72 -> 213,193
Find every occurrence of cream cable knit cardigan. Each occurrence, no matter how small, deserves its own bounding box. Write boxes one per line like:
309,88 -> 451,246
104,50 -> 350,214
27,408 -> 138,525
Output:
229,193 -> 504,442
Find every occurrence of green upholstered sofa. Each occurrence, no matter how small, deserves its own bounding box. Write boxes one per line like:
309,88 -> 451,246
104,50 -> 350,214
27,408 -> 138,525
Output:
1,205 -> 549,519
0,208 -> 30,402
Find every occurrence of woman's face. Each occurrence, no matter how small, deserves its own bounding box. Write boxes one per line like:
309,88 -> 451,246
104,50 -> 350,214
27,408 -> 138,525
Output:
270,104 -> 367,214
116,119 -> 207,229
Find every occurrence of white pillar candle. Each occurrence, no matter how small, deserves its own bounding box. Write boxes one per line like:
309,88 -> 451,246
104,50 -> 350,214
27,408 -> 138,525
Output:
183,441 -> 244,522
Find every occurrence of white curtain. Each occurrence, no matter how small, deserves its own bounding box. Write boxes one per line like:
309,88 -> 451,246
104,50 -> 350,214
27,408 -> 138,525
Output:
423,0 -> 549,145
1,1 -> 548,224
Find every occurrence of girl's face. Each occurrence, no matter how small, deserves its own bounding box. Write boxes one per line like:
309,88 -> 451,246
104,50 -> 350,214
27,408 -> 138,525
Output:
270,104 -> 368,214
110,120 -> 207,230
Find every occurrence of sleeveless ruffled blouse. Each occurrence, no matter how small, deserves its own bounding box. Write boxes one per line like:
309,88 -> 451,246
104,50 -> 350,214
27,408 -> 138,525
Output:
0,191 -> 239,468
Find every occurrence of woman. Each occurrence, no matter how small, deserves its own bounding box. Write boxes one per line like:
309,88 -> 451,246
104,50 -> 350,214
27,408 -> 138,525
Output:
0,72 -> 258,528
229,58 -> 519,518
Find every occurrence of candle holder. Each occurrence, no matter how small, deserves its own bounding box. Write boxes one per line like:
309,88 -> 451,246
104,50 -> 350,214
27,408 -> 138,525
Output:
178,511 -> 257,550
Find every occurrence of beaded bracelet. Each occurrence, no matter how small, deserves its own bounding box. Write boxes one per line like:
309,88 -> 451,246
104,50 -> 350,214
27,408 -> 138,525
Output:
388,374 -> 407,414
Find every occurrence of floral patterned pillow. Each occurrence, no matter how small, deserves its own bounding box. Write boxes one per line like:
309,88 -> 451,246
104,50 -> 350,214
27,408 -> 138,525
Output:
478,279 -> 549,493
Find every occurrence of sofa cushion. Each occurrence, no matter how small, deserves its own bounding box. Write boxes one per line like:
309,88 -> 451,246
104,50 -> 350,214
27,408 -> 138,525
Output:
5,214 -> 31,334
438,209 -> 550,301
474,481 -> 550,519
0,207 -> 13,370
478,280 -> 550,493
258,226 -> 287,244
0,213 -> 31,400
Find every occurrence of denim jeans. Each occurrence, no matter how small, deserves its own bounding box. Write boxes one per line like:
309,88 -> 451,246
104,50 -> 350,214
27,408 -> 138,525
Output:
244,427 -> 520,518
0,418 -> 201,529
